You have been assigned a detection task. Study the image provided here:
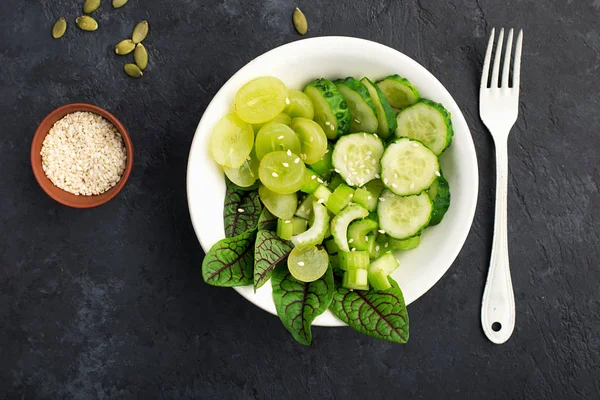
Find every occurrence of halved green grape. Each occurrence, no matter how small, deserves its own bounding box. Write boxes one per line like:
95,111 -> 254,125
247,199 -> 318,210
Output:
300,168 -> 322,194
255,123 -> 301,160
252,113 -> 292,132
309,143 -> 334,179
284,89 -> 315,119
210,113 -> 254,168
290,117 -> 328,164
258,185 -> 297,220
223,148 -> 259,187
287,245 -> 329,282
258,151 -> 306,194
234,76 -> 288,124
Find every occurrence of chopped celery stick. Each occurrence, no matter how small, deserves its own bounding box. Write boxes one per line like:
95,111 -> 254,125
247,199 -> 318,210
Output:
313,185 -> 332,204
326,183 -> 355,214
277,218 -> 294,240
368,268 -> 392,290
369,252 -> 399,275
327,174 -> 345,191
339,251 -> 370,271
342,269 -> 369,291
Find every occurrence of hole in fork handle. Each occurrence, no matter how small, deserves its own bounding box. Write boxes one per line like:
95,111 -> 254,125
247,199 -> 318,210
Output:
491,322 -> 502,332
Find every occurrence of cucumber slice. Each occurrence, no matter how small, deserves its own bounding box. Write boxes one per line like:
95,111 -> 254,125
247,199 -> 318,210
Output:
387,234 -> 421,250
290,117 -> 328,164
377,190 -> 432,239
347,219 -> 378,251
352,179 -> 383,212
326,183 -> 355,214
304,78 -> 351,139
368,268 -> 392,291
342,269 -> 369,291
376,75 -> 420,109
331,204 -> 369,252
295,194 -> 314,219
308,143 -> 334,179
361,77 -> 397,139
291,201 -> 330,248
258,150 -> 306,194
380,138 -> 439,195
339,251 -> 370,271
369,252 -> 399,275
287,245 -> 329,282
300,168 -> 322,194
235,76 -> 288,124
258,185 -> 297,220
395,99 -> 453,155
427,172 -> 451,226
335,77 -> 378,133
284,89 -> 315,119
332,133 -> 384,187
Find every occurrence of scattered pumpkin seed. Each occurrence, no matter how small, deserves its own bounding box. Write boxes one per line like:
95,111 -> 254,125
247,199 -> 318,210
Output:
75,16 -> 98,31
292,7 -> 307,35
52,17 -> 67,39
133,43 -> 148,70
115,39 -> 135,55
83,0 -> 101,14
112,0 -> 128,8
132,21 -> 148,43
124,63 -> 143,78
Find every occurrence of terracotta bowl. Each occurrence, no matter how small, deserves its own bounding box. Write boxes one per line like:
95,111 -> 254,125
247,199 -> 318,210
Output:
31,103 -> 134,208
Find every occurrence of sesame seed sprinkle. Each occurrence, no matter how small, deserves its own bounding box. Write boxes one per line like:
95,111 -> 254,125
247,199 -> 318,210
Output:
287,149 -> 292,156
410,182 -> 415,189
285,98 -> 291,105
372,159 -> 377,165
412,143 -> 419,148
278,135 -> 284,140
384,242 -> 389,248
282,162 -> 289,167
325,121 -> 331,126
298,261 -> 305,266
317,198 -> 325,204
348,239 -> 354,243
378,229 -> 386,234
330,125 -> 335,130
317,178 -> 324,184
375,245 -> 380,251
238,208 -> 244,213
374,173 -> 380,178
272,172 -> 279,177
379,197 -> 385,201
367,196 -> 372,200
435,171 -> 441,177
285,220 -> 291,224
295,158 -> 300,164
311,175 -> 317,180
351,247 -> 356,252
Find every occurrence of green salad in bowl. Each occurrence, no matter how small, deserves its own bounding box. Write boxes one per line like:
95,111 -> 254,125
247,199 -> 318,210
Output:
201,72 -> 452,345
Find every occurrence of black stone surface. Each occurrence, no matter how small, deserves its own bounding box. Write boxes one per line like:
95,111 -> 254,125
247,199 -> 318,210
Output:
1,0 -> 599,398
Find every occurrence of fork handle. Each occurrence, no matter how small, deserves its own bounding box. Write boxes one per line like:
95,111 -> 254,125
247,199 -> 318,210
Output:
481,138 -> 515,344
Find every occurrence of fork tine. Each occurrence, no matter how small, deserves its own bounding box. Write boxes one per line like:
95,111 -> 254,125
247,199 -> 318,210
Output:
501,29 -> 514,88
512,29 -> 523,89
491,28 -> 504,88
481,28 -> 495,88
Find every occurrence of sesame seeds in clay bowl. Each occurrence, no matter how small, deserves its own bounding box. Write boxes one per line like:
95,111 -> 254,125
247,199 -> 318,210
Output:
31,103 -> 134,208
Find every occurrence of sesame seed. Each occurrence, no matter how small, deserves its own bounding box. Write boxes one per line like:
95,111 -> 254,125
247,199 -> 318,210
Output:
384,242 -> 389,248
348,238 -> 354,243
392,183 -> 397,188
410,182 -> 415,189
287,149 -> 292,156
412,143 -> 419,148
394,173 -> 398,178
298,261 -> 305,266
363,132 -> 367,138
330,125 -> 335,130
379,197 -> 385,201
334,169 -> 340,173
383,178 -> 388,184
272,172 -> 279,177
278,135 -> 284,140
325,149 -> 330,154
325,121 -> 331,126
365,236 -> 369,242
285,98 -> 291,105
301,154 -> 307,160
365,169 -> 371,174
375,245 -> 380,251
367,196 -> 372,200
343,154 -> 347,161
311,175 -> 317,180
378,229 -> 385,234
285,220 -> 291,224
374,173 -> 380,178
435,171 -> 441,177
355,119 -> 361,124
238,208 -> 244,213
351,247 -> 356,252
295,158 -> 300,164
372,159 -> 377,165
317,178 -> 324,184
317,198 -> 325,204
365,155 -> 371,161
349,193 -> 353,197
373,134 -> 379,139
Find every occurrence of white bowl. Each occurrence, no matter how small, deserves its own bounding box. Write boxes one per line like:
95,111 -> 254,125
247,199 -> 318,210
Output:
187,37 -> 478,327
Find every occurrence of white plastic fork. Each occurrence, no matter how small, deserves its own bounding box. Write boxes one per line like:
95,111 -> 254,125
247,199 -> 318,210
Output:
479,28 -> 523,344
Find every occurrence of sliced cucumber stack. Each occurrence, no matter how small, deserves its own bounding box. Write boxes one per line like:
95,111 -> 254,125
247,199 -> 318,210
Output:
376,75 -> 420,109
361,77 -> 397,139
335,77 -> 378,133
395,99 -> 453,155
380,138 -> 439,196
304,78 -> 351,139
378,189 -> 432,239
332,133 -> 384,187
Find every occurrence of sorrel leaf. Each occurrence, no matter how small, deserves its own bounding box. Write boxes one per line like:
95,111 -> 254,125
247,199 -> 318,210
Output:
202,230 -> 256,287
254,230 -> 293,290
223,180 -> 262,238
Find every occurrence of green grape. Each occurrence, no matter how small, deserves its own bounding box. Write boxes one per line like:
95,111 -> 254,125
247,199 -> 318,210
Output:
234,76 -> 288,124
290,117 -> 328,164
252,113 -> 292,132
255,123 -> 302,160
210,113 -> 254,168
284,89 -> 315,119
258,185 -> 297,220
287,245 -> 329,282
258,150 -> 306,194
223,148 -> 259,187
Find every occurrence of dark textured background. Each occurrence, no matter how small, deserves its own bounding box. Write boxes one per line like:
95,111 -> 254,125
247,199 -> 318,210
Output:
1,0 -> 599,398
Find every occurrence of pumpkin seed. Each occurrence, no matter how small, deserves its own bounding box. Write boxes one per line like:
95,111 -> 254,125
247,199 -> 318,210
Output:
52,17 -> 67,39
115,39 -> 135,55
292,7 -> 307,35
132,21 -> 148,43
112,0 -> 128,8
133,43 -> 148,70
83,0 -> 101,14
124,63 -> 143,78
76,16 -> 98,31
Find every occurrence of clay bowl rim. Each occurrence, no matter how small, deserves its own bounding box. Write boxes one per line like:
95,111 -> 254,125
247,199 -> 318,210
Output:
30,103 -> 134,209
